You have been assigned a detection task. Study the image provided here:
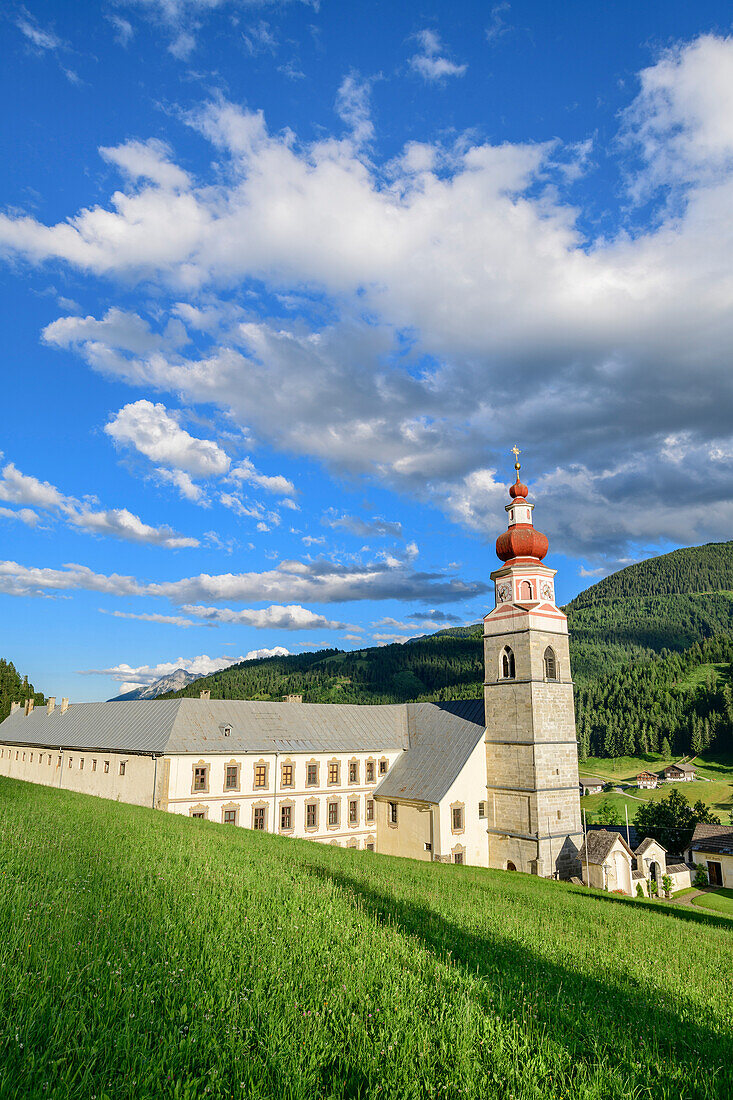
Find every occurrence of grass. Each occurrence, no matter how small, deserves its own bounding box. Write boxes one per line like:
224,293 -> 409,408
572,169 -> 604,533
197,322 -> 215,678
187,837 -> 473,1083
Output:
691,888 -> 733,917
1,778 -> 733,1100
579,752 -> 733,824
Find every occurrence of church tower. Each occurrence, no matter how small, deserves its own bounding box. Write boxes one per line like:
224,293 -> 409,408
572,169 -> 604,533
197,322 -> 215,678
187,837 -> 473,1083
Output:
483,451 -> 583,878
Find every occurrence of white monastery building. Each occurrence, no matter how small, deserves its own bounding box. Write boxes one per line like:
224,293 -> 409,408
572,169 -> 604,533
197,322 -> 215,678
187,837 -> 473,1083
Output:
0,459 -> 584,878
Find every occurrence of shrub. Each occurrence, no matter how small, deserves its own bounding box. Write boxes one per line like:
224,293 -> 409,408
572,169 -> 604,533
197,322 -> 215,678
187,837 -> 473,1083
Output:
693,864 -> 709,888
635,882 -> 645,897
662,874 -> 672,899
649,878 -> 658,897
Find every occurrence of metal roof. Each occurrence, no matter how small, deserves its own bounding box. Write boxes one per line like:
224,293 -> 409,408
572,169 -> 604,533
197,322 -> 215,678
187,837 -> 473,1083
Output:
0,700 -> 182,754
373,699 -> 485,805
0,698 -> 408,756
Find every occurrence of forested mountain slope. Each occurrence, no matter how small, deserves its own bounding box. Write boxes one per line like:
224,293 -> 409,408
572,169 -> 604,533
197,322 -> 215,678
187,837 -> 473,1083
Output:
167,541 -> 733,759
0,659 -> 45,723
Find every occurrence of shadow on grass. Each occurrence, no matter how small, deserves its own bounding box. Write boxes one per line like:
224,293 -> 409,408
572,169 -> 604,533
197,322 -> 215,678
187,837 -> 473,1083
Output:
565,883 -> 733,930
304,862 -> 733,1099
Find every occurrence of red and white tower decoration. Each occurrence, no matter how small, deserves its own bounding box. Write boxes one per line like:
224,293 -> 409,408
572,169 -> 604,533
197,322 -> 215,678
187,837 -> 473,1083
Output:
482,448 -> 583,879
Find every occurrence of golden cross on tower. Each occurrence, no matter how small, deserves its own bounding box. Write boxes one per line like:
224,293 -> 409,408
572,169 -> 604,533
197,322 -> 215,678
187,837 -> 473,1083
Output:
511,445 -> 521,477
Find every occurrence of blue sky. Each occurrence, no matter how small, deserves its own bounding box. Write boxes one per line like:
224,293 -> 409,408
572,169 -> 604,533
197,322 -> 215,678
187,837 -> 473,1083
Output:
2,1 -> 733,700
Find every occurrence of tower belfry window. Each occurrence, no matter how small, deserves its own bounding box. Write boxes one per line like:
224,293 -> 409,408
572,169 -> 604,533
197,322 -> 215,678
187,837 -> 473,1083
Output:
544,647 -> 558,681
501,646 -> 516,680
519,580 -> 533,601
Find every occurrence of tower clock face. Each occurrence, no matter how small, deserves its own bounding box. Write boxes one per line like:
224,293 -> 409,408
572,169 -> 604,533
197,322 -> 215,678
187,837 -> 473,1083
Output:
497,582 -> 511,603
541,582 -> 554,601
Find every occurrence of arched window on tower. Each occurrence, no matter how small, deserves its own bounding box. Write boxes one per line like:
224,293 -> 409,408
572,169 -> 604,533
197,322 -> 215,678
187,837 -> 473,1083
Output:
501,646 -> 516,680
544,646 -> 558,681
519,580 -> 533,601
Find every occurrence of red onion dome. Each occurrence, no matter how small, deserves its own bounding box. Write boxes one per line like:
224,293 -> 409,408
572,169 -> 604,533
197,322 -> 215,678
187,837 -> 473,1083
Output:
496,524 -> 549,563
509,479 -> 529,499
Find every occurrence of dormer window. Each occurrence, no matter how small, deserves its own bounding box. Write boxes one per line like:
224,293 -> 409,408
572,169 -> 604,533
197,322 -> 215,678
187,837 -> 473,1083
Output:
219,724 -> 232,738
501,646 -> 516,680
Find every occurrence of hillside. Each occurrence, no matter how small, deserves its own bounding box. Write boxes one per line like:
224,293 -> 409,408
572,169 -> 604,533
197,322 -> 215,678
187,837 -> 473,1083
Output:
1,777 -> 732,1099
166,542 -> 733,760
0,658 -> 45,723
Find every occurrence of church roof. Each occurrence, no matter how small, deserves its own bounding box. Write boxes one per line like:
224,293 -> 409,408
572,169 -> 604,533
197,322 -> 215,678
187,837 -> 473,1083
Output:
0,698 -> 409,755
373,699 -> 485,805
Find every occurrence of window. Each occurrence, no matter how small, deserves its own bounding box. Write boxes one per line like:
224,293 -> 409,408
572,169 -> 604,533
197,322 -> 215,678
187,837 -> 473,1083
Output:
366,761 -> 375,783
104,761 -> 110,774
557,810 -> 561,820
92,759 -> 97,772
501,646 -> 516,680
68,758 -> 73,768
191,811 -> 205,819
424,841 -> 432,852
478,801 -> 487,818
223,809 -> 237,825
349,760 -> 359,784
452,806 -> 464,832
379,758 -> 388,776
328,761 -> 340,786
225,765 -> 239,790
193,765 -> 207,792
349,799 -> 358,825
306,802 -> 318,828
506,861 -> 517,871
306,762 -> 319,787
366,841 -> 375,852
79,758 -> 84,771
544,646 -> 558,681
389,801 -> 398,825
119,762 -> 126,776
347,838 -> 357,849
29,753 -> 33,763
366,799 -> 375,822
519,580 -> 533,601
454,851 -> 464,865
327,801 -> 339,826
254,763 -> 268,789
57,756 -> 61,768
280,805 -> 293,831
253,806 -> 266,831
281,763 -> 294,788
223,726 -> 231,737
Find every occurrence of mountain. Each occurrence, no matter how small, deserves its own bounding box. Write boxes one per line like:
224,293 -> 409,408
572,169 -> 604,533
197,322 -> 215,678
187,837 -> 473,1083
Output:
164,541 -> 733,760
110,668 -> 201,702
0,659 -> 45,723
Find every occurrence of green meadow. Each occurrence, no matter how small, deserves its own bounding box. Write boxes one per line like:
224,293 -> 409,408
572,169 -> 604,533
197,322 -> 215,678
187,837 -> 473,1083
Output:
1,778 -> 732,1100
580,753 -> 733,825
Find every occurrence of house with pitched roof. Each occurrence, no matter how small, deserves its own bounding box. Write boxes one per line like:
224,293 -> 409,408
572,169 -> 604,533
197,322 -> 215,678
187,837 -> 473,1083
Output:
688,824 -> 733,887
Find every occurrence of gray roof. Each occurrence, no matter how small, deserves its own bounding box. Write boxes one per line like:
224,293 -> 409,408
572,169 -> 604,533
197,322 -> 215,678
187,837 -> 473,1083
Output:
690,823 -> 733,856
578,829 -> 635,864
665,762 -> 695,773
636,836 -> 666,856
373,699 -> 485,805
0,698 -> 408,756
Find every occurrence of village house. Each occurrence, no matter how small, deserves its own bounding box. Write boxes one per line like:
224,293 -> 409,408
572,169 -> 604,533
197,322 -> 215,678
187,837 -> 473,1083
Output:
579,779 -> 604,796
663,762 -> 696,782
0,460 -> 585,878
636,771 -> 658,789
578,828 -> 692,895
687,823 -> 733,887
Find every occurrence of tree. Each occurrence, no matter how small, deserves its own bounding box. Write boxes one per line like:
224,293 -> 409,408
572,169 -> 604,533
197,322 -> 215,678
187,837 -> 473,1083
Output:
660,736 -> 672,759
596,799 -> 620,826
634,788 -> 696,854
662,874 -> 672,899
691,800 -> 721,825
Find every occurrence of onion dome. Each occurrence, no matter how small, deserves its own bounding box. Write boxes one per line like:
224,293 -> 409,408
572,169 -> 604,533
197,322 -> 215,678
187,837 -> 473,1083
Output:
496,525 -> 549,562
495,448 -> 549,563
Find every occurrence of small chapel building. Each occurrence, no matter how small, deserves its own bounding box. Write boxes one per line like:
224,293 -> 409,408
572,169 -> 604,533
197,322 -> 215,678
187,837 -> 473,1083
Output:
0,458 -> 584,877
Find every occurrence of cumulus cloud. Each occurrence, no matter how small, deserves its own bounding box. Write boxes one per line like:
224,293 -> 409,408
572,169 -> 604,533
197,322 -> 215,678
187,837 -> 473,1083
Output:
7,37 -> 733,561
227,457 -> 295,496
243,646 -> 290,660
79,652 -> 242,690
181,603 -> 351,629
105,399 -> 230,477
409,30 -> 467,82
0,506 -> 40,527
0,461 -> 198,549
335,72 -> 374,145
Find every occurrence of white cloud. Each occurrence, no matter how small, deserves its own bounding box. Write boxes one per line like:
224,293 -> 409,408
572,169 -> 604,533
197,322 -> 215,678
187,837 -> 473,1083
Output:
182,603 -> 350,629
324,511 -> 402,539
80,651 -> 242,688
108,15 -> 135,45
409,30 -> 467,82
227,457 -> 295,496
335,72 -> 374,146
243,646 -> 290,660
0,506 -> 39,527
99,609 -> 203,627
6,37 -> 733,560
100,139 -> 192,191
0,553 -> 488,605
17,14 -> 63,51
105,399 -> 230,477
154,467 -> 204,503
0,461 -> 198,549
